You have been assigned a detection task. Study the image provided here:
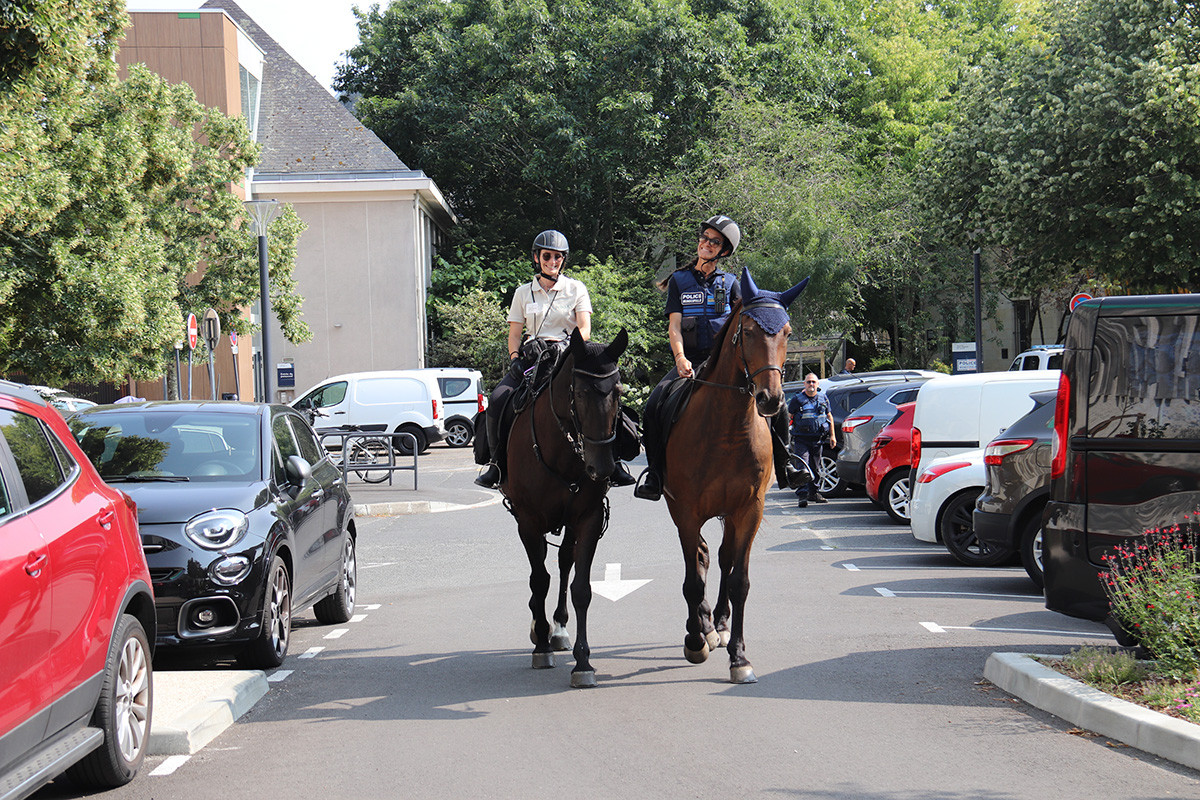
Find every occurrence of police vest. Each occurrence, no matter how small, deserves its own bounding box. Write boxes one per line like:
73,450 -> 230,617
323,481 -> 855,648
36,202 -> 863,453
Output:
673,268 -> 736,360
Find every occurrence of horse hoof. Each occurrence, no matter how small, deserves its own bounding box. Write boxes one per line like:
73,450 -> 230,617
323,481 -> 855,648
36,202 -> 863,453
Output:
570,670 -> 597,689
704,630 -> 721,651
532,652 -> 555,669
550,628 -> 572,652
684,642 -> 710,664
730,665 -> 758,684
717,630 -> 731,648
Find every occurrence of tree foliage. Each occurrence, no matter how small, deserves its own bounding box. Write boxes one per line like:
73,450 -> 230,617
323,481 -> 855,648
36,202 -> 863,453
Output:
1,4 -> 307,386
923,0 -> 1200,293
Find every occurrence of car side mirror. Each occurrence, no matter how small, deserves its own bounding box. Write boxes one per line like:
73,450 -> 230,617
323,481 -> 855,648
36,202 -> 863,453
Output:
285,454 -> 313,488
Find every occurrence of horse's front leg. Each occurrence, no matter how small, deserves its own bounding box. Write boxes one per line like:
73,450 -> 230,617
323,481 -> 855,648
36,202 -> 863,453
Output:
550,530 -> 573,652
722,507 -> 763,684
676,517 -> 714,664
568,510 -> 603,688
518,524 -> 556,669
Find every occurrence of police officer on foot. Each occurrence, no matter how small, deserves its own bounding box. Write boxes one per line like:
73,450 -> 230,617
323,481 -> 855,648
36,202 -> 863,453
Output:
475,229 -> 637,489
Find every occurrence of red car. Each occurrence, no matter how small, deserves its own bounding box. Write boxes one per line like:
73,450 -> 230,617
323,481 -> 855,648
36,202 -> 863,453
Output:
0,381 -> 155,797
865,401 -> 916,524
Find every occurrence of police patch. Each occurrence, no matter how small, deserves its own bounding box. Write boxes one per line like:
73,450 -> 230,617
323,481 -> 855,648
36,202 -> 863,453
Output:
680,291 -> 706,305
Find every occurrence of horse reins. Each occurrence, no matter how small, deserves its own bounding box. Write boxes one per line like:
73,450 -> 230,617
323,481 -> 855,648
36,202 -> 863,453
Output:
688,300 -> 787,394
529,353 -> 621,491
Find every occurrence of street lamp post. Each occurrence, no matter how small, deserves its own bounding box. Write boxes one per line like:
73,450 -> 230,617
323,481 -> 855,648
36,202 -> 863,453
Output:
973,247 -> 983,372
244,199 -> 281,403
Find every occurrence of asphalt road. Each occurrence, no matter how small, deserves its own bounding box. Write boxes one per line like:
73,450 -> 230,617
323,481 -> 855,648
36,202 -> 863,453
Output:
42,446 -> 1200,799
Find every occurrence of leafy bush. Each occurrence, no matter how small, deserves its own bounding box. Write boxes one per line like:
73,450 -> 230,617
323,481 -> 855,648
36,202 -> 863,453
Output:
1061,646 -> 1149,688
1101,515 -> 1200,676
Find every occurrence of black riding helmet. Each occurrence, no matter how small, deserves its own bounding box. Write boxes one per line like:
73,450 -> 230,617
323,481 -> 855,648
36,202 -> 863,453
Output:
700,215 -> 740,258
532,229 -> 569,264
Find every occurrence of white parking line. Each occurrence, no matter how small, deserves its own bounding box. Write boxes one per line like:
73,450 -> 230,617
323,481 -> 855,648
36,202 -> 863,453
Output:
362,563 -> 397,569
874,587 -> 1039,600
358,604 -> 381,610
349,614 -> 367,623
267,670 -> 293,682
151,755 -> 191,776
920,621 -> 946,632
298,646 -> 324,659
920,621 -> 1112,637
324,629 -> 349,639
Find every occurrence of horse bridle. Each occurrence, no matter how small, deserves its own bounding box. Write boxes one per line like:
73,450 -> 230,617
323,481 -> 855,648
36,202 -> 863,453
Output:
690,300 -> 787,394
529,353 -> 621,489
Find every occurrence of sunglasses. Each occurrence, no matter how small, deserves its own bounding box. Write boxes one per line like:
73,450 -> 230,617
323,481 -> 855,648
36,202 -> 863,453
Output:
539,251 -> 565,261
698,233 -> 725,248
805,380 -> 818,384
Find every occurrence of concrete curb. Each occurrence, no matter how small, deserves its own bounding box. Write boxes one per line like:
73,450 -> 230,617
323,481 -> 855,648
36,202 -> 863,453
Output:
985,652 -> 1200,770
149,670 -> 270,755
353,493 -> 503,517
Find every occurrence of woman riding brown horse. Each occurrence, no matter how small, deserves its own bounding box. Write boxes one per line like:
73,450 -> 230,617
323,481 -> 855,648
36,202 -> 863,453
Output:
660,268 -> 807,683
502,327 -> 629,688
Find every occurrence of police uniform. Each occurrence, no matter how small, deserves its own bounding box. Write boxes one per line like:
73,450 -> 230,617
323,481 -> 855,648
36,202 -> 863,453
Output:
664,263 -> 740,364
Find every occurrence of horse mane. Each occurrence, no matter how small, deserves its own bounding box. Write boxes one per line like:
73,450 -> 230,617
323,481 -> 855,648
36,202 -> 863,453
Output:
695,298 -> 743,381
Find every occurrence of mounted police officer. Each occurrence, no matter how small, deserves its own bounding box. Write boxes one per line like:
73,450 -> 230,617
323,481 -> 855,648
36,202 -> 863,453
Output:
634,215 -> 809,501
475,230 -> 637,489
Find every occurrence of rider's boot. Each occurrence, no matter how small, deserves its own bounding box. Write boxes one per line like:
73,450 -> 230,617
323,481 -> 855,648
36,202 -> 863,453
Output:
634,464 -> 662,500
609,461 -> 637,486
772,414 -> 811,490
474,413 -> 503,488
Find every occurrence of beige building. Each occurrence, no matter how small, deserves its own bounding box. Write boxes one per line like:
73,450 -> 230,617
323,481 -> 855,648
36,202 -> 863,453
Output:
119,1 -> 455,403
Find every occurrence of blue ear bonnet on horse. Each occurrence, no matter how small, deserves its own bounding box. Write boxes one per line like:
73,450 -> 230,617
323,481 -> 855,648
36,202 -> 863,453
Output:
738,268 -> 809,335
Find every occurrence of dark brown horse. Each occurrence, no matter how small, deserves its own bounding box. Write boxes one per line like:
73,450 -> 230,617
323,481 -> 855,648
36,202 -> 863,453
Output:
502,327 -> 628,688
661,268 -> 807,683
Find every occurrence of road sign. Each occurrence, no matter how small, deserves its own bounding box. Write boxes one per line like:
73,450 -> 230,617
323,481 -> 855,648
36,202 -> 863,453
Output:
202,308 -> 221,352
1069,292 -> 1093,311
229,332 -> 238,355
186,313 -> 198,350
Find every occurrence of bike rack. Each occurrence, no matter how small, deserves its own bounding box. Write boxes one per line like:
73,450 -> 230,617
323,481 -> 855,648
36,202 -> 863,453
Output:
318,429 -> 418,490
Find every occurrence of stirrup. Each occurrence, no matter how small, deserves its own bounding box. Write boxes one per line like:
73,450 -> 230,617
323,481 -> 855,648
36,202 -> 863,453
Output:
474,463 -> 501,488
633,468 -> 662,501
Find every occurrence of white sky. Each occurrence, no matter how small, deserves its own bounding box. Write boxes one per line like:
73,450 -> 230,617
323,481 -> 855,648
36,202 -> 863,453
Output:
124,0 -> 366,94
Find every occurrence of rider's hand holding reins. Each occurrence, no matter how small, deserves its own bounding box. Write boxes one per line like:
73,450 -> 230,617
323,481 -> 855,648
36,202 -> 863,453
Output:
675,352 -> 694,378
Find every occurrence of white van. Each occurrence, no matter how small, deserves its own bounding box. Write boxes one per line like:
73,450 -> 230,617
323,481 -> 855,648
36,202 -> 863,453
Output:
291,371 -> 444,454
408,368 -> 485,448
910,370 -> 1059,477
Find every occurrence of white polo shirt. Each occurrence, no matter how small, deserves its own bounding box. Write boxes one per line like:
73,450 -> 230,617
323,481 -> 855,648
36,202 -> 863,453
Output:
508,275 -> 592,342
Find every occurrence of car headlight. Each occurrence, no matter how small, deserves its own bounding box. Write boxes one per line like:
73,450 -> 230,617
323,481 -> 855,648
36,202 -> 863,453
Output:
185,509 -> 249,550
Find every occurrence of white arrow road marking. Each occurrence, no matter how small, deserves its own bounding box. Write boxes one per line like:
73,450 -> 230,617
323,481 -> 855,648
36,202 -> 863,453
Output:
591,563 -> 650,601
151,755 -> 191,776
921,622 -> 1112,637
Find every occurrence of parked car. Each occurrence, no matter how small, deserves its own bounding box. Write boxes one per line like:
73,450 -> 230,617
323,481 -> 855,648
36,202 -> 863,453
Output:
835,378 -> 930,488
909,448 -> 1004,566
785,369 -> 941,496
910,370 -> 1058,479
1008,344 -> 1064,371
865,401 -> 917,523
1043,294 -> 1200,641
411,368 -> 485,448
25,383 -> 98,416
291,370 -> 445,454
69,401 -> 357,667
0,381 -> 156,796
974,389 -> 1057,588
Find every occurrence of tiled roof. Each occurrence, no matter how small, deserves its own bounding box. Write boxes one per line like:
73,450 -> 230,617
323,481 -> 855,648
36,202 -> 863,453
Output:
201,0 -> 408,175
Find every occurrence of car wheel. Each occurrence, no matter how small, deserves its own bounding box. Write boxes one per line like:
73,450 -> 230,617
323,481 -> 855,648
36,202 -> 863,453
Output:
314,532 -> 357,624
394,425 -> 428,455
66,614 -> 152,789
241,555 -> 291,669
940,490 -> 1012,566
816,449 -> 846,497
444,419 -> 473,448
881,470 -> 911,524
1020,512 -> 1045,589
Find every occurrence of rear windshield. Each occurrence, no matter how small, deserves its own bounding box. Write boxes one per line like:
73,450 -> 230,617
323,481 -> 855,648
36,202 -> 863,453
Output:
1087,315 -> 1200,439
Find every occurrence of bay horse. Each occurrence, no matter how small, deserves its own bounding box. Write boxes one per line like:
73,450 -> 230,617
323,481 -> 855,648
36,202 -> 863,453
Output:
502,327 -> 629,688
661,268 -> 807,683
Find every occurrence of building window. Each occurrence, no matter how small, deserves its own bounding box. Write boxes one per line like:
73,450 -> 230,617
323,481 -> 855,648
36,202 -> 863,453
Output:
240,66 -> 261,140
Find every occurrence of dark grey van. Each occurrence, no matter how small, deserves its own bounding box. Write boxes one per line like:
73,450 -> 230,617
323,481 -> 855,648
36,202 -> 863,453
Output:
1043,294 -> 1200,631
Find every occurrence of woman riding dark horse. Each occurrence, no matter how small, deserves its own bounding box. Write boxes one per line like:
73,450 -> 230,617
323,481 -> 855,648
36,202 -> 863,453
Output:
502,327 -> 629,688
657,267 -> 808,683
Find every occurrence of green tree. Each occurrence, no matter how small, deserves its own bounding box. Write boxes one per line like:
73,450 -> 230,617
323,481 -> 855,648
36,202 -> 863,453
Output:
923,0 -> 1200,292
1,15 -> 308,387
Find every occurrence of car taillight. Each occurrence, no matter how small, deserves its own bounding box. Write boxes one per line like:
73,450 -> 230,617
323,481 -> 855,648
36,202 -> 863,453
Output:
1051,371 -> 1069,479
432,398 -> 439,419
910,427 -> 921,468
916,460 -> 972,484
872,434 -> 893,451
984,438 -> 1036,466
477,392 -> 485,414
841,415 -> 872,433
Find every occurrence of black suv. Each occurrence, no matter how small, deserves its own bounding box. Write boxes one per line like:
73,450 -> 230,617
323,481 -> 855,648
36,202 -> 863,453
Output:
1043,294 -> 1200,636
784,370 -> 940,496
974,389 -> 1056,588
